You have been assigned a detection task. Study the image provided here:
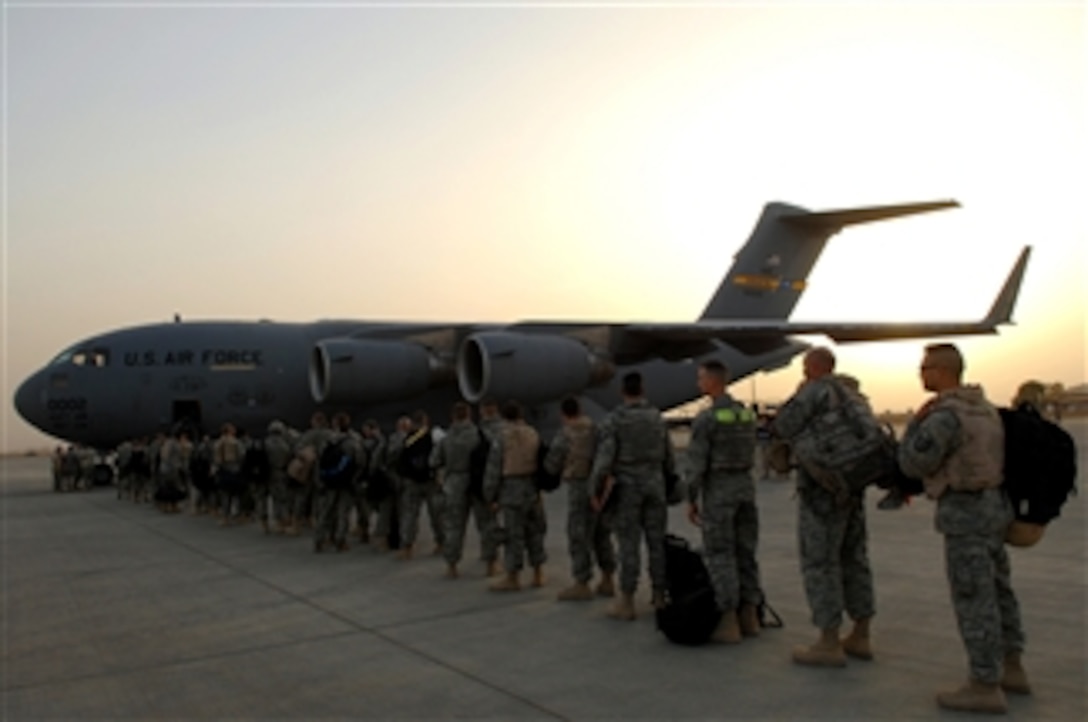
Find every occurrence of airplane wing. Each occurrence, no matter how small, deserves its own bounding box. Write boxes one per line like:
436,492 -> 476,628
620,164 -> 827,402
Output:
624,245 -> 1030,347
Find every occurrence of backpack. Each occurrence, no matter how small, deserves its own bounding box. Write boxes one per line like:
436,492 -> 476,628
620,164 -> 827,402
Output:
468,429 -> 490,500
792,381 -> 898,499
534,443 -> 562,493
655,534 -> 783,646
655,535 -> 721,645
999,404 -> 1077,526
319,438 -> 357,489
286,445 -> 317,486
242,441 -> 270,484
398,431 -> 433,484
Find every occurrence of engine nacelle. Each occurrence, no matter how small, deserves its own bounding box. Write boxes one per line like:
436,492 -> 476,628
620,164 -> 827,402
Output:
310,339 -> 437,405
457,332 -> 612,404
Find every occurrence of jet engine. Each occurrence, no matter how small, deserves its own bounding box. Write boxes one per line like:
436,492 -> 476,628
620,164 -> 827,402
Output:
457,332 -> 612,404
310,339 -> 441,405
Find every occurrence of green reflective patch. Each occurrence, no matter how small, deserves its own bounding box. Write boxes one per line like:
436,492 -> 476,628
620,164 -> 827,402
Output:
715,409 -> 737,424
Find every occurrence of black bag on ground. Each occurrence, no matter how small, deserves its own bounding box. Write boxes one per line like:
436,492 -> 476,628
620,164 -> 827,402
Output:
154,485 -> 187,505
1000,404 -> 1077,525
656,535 -> 721,646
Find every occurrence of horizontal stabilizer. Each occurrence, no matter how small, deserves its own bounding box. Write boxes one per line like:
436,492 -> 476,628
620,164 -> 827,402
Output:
983,246 -> 1031,325
780,200 -> 959,229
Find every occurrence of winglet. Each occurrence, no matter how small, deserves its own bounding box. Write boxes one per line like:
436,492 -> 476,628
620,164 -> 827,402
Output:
983,246 -> 1031,325
780,200 -> 960,229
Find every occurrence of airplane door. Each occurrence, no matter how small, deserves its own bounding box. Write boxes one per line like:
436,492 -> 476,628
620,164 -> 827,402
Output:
172,399 -> 203,436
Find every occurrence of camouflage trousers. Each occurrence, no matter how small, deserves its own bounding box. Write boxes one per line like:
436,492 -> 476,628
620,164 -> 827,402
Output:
314,486 -> 354,545
400,481 -> 446,549
939,489 -> 1025,684
351,486 -> 372,540
372,485 -> 398,541
701,487 -> 762,612
797,482 -> 875,629
612,476 -> 667,596
441,473 -> 476,566
498,476 -> 547,573
471,495 -> 499,562
565,478 -> 616,583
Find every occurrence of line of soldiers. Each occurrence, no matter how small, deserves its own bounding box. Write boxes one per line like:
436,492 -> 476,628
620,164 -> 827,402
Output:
50,444 -> 101,492
101,343 -> 1033,715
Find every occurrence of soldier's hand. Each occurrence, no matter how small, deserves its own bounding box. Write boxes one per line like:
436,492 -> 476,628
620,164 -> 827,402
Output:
687,502 -> 702,527
589,495 -> 602,514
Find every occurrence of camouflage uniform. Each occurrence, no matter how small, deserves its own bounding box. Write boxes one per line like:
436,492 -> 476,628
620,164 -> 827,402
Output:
399,428 -> 444,550
364,430 -> 397,543
773,377 -> 876,630
350,435 -> 372,542
264,423 -> 293,531
115,441 -> 133,499
473,418 -> 503,562
293,424 -> 333,536
213,433 -> 246,521
431,419 -> 481,567
483,420 -> 547,574
899,386 -> 1024,685
77,445 -> 98,491
314,430 -> 358,549
687,394 -> 763,613
590,399 -> 675,598
381,428 -> 407,545
157,436 -> 184,502
545,416 -> 616,585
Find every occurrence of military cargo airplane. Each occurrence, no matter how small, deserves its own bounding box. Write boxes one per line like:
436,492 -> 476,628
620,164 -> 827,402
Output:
14,199 -> 1030,450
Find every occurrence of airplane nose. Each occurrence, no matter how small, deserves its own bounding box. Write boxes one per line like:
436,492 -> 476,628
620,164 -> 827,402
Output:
14,372 -> 44,429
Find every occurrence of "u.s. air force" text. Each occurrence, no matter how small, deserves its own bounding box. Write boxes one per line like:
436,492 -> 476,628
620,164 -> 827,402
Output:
123,349 -> 264,367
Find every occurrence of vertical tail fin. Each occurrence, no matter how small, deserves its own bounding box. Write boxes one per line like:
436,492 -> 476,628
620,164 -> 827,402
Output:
699,200 -> 959,320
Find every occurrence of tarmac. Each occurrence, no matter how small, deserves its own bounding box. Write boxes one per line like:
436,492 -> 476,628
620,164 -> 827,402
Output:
3,420 -> 1086,721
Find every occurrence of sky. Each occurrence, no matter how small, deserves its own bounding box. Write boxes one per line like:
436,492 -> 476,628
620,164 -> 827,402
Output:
2,0 -> 1085,452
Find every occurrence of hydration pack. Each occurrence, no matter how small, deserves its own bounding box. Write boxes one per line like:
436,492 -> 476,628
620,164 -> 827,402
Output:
1000,404 -> 1077,526
468,429 -> 490,500
534,443 -> 562,493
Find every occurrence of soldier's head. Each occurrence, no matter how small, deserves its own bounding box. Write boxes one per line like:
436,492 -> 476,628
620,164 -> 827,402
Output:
621,372 -> 643,400
697,360 -> 728,396
451,401 -> 470,423
396,415 -> 413,433
560,396 -> 581,420
803,347 -> 836,381
501,400 -> 524,422
220,423 -> 236,437
332,412 -> 352,432
921,343 -> 964,392
310,412 -> 328,429
1013,381 -> 1046,409
479,398 -> 499,420
411,410 -> 429,430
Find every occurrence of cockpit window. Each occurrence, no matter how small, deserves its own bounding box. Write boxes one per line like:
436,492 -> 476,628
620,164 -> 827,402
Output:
50,347 -> 110,367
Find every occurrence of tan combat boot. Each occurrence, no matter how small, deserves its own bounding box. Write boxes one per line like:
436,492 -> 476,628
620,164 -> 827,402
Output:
842,617 -> 873,660
936,679 -> 1008,714
395,544 -> 414,561
490,572 -> 521,592
711,610 -> 743,644
1001,652 -> 1031,695
792,628 -> 847,667
531,566 -> 545,588
445,563 -> 459,579
595,573 -> 616,598
556,582 -> 594,601
739,604 -> 761,638
607,593 -> 637,621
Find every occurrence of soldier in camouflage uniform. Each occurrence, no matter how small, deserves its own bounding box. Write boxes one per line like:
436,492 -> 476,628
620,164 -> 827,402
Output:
114,440 -> 132,500
313,413 -> 358,553
431,402 -> 482,578
773,347 -> 875,666
484,401 -> 546,591
545,397 -> 616,601
589,372 -> 675,621
397,411 -> 442,560
361,420 -> 394,550
156,431 -> 184,513
899,343 -> 1026,715
213,424 -> 246,525
264,421 -> 293,534
473,401 -> 502,572
686,360 -> 763,644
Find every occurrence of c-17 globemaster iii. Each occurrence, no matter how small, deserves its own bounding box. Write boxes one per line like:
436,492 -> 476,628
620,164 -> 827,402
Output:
14,199 -> 1029,452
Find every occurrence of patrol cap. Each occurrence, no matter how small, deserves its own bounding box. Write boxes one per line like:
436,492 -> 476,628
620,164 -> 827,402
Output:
267,420 -> 286,434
